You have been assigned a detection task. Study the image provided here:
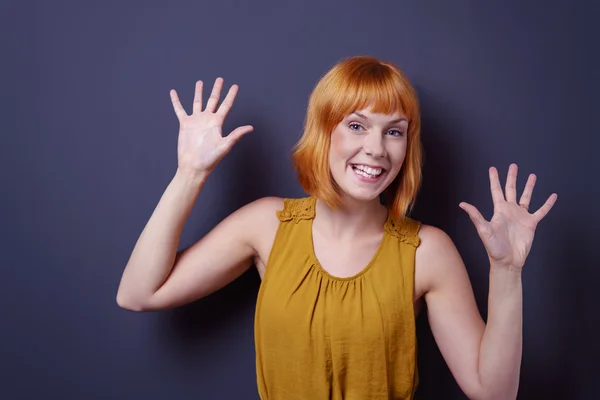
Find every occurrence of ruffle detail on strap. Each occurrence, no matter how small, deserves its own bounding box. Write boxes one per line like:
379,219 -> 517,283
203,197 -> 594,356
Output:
385,216 -> 421,247
276,197 -> 316,223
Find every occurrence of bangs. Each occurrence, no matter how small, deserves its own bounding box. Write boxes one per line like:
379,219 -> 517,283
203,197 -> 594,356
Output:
321,59 -> 418,128
293,55 -> 423,219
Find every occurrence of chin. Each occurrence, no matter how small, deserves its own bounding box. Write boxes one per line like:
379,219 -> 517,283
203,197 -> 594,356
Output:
336,182 -> 387,204
334,166 -> 395,203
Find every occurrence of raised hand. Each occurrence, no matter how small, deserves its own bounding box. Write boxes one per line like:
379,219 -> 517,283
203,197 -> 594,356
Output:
459,163 -> 558,270
170,78 -> 253,176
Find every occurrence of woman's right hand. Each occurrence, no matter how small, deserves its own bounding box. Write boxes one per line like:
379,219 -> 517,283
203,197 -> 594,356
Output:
170,78 -> 254,177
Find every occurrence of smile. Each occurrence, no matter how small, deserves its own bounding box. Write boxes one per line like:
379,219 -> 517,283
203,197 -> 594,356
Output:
351,164 -> 386,181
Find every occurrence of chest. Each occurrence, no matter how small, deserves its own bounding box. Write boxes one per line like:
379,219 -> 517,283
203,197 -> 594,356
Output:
311,229 -> 384,279
256,239 -> 427,311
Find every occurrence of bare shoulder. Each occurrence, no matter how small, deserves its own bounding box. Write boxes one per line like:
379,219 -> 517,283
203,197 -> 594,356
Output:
414,223 -> 466,298
242,196 -> 284,216
238,196 -> 284,274
236,196 -> 283,236
416,223 -> 456,252
217,196 -> 283,251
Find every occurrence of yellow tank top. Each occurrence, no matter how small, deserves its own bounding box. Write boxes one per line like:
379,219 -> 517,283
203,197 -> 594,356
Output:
254,197 -> 422,399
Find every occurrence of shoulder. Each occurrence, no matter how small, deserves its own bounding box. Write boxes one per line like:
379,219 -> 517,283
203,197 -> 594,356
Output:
236,196 -> 303,270
238,196 -> 316,224
385,215 -> 422,247
276,196 -> 316,222
416,223 -> 461,262
415,223 -> 466,293
237,196 -> 285,225
246,196 -> 285,212
417,224 -> 455,249
219,197 -> 283,238
230,197 -> 284,258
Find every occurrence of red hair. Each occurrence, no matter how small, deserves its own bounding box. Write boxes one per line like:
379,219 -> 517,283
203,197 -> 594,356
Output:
292,55 -> 423,219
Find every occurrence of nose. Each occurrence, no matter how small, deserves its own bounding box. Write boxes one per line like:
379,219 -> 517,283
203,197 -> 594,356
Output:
362,131 -> 387,158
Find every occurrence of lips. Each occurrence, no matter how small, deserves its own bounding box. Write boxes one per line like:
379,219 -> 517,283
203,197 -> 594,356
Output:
350,164 -> 387,182
351,163 -> 385,176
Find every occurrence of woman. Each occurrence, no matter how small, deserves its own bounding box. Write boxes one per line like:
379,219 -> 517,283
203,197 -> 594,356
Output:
116,56 -> 558,399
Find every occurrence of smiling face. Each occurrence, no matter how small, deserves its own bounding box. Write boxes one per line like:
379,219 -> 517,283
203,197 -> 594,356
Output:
292,56 -> 423,218
329,105 -> 409,204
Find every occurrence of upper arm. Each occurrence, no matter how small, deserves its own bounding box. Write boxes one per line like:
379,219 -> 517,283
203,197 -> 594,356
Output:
416,224 -> 486,399
145,196 -> 283,311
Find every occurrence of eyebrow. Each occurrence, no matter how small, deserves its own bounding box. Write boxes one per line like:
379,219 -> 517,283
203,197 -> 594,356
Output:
352,112 -> 408,124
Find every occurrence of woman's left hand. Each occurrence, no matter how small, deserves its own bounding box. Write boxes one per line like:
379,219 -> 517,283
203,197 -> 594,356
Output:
459,163 -> 558,270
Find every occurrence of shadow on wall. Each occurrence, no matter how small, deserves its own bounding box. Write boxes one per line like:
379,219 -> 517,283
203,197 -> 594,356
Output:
412,89 -> 584,399
412,87 -> 469,399
152,110 -> 277,382
517,219 -> 595,400
156,269 -> 261,368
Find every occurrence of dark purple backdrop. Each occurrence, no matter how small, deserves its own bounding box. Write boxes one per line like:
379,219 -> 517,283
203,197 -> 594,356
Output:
2,1 -> 598,399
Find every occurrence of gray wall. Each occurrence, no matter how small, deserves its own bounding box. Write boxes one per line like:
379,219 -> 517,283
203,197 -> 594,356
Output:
2,0 -> 598,399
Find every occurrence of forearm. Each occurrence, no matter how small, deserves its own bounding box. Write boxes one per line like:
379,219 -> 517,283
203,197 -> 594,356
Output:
478,265 -> 523,400
116,169 -> 207,308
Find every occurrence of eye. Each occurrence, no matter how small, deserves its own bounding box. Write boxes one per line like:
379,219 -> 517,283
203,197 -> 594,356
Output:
386,129 -> 405,137
348,123 -> 363,131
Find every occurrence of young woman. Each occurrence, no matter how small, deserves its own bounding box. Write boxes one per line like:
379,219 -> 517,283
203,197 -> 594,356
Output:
116,56 -> 558,399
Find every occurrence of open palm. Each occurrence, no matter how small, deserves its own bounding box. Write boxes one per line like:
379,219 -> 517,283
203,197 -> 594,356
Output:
170,78 -> 253,175
459,164 -> 558,270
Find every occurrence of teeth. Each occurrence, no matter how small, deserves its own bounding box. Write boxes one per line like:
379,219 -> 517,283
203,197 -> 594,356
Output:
353,164 -> 382,176
355,169 -> 376,178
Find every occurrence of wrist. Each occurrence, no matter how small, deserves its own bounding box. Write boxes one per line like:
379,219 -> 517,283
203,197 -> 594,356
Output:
488,263 -> 523,302
489,263 -> 523,284
491,264 -> 522,273
174,168 -> 208,187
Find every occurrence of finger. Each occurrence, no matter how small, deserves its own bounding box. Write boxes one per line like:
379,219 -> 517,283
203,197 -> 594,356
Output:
217,125 -> 253,157
216,84 -> 239,119
226,125 -> 254,146
489,166 -> 506,206
192,80 -> 203,114
518,173 -> 536,207
169,89 -> 188,119
533,193 -> 558,222
459,202 -> 488,232
204,77 -> 224,113
505,163 -> 518,203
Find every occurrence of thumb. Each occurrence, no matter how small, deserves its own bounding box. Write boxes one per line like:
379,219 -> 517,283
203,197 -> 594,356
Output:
459,202 -> 487,231
225,125 -> 254,148
218,125 -> 254,156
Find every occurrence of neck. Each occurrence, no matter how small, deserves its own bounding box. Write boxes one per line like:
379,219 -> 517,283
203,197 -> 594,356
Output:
314,195 -> 388,240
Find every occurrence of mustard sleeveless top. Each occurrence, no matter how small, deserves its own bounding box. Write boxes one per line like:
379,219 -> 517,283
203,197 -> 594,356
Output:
254,197 -> 422,399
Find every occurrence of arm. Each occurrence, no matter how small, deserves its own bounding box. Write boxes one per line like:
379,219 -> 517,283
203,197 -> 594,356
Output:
419,164 -> 557,399
116,169 -> 280,311
116,77 -> 264,311
116,169 -> 208,311
152,196 -> 281,309
417,225 -> 521,400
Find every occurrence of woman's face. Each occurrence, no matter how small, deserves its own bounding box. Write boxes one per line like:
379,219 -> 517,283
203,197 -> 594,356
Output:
329,105 -> 408,204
